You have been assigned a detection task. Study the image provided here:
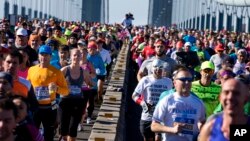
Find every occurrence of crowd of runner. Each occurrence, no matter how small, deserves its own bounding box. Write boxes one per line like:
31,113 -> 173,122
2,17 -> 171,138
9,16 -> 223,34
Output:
0,17 -> 122,141
129,23 -> 250,141
0,15 -> 250,141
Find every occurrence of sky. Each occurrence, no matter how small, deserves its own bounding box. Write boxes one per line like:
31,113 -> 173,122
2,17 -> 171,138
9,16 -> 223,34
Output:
109,0 -> 149,26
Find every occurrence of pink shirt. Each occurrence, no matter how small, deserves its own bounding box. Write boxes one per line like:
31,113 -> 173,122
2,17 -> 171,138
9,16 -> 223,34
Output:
18,68 -> 29,79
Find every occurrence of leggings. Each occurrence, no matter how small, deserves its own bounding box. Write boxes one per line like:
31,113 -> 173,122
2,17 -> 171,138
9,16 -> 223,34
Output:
82,89 -> 97,118
59,97 -> 85,137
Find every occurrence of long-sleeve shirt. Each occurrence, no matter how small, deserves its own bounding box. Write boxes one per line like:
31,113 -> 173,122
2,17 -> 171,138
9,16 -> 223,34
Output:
27,65 -> 69,105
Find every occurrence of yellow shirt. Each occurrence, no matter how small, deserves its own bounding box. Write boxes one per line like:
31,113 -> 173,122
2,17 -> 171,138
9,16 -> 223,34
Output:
53,35 -> 67,45
27,65 -> 69,105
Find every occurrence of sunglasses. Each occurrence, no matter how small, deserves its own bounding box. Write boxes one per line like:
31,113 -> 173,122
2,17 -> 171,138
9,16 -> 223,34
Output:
155,45 -> 164,48
153,65 -> 163,68
176,77 -> 193,82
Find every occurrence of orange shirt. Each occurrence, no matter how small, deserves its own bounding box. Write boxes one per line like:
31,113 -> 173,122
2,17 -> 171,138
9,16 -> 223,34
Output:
27,64 -> 69,105
13,77 -> 31,98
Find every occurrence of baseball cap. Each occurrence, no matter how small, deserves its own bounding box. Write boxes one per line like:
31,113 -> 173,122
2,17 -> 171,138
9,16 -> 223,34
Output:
44,20 -> 49,25
176,41 -> 184,49
46,39 -> 57,46
77,40 -> 86,46
38,45 -> 52,54
87,41 -> 98,49
154,39 -> 165,47
16,28 -> 28,36
89,36 -> 97,41
64,29 -> 72,36
215,44 -> 224,51
46,27 -> 52,32
0,72 -> 13,87
152,59 -> 164,68
201,61 -> 215,70
184,42 -> 192,47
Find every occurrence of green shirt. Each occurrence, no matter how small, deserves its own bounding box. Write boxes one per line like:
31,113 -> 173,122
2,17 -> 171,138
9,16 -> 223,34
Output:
191,80 -> 221,117
214,102 -> 250,115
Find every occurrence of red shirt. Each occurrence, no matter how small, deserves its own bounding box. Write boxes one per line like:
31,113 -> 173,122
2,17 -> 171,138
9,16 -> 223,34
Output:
132,36 -> 144,45
141,46 -> 155,59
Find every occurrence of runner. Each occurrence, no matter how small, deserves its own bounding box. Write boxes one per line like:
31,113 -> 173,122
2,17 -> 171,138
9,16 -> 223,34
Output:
132,59 -> 173,141
199,79 -> 250,141
151,67 -> 205,141
27,45 -> 69,141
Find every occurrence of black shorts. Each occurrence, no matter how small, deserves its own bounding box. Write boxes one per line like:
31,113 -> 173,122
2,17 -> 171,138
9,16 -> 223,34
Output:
96,75 -> 106,81
139,120 -> 155,139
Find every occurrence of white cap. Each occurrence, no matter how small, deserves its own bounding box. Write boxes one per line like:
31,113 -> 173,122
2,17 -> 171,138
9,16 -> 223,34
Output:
89,36 -> 96,41
77,40 -> 86,46
184,42 -> 192,47
152,59 -> 164,68
44,20 -> 49,25
16,28 -> 28,36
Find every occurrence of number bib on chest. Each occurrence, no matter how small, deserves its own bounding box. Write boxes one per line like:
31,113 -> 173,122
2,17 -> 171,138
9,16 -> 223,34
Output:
35,86 -> 50,101
69,85 -> 82,96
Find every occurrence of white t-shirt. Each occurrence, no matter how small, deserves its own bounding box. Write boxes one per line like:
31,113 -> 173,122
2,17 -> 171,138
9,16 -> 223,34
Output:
122,18 -> 132,28
153,92 -> 206,141
133,75 -> 173,121
139,56 -> 177,77
99,48 -> 111,65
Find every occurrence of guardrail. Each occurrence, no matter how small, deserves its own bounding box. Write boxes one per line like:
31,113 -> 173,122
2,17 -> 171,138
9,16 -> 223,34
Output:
88,44 -> 129,141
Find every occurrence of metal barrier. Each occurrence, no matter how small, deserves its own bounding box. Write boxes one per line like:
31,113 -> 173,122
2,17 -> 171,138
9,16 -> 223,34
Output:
88,44 -> 129,141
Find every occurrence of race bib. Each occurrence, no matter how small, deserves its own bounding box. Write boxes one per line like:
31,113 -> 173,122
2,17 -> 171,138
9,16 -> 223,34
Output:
69,85 -> 82,96
173,117 -> 194,135
35,86 -> 50,101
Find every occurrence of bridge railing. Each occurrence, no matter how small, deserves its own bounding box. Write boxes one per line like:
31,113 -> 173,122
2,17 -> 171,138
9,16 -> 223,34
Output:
88,43 -> 129,141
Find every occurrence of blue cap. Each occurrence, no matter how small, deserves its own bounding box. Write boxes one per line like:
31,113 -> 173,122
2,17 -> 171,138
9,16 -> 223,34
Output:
46,39 -> 57,46
46,27 -> 52,32
39,45 -> 52,54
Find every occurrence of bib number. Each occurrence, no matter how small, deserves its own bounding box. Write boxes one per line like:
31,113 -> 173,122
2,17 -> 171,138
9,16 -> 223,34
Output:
69,85 -> 82,96
35,86 -> 50,101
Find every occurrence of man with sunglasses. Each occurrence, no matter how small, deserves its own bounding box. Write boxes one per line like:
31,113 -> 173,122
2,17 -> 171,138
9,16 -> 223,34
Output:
132,59 -> 173,141
137,39 -> 176,81
151,67 -> 205,141
191,61 -> 221,117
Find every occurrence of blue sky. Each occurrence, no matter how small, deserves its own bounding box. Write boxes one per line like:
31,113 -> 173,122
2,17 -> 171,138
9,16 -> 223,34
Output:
109,0 -> 149,25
